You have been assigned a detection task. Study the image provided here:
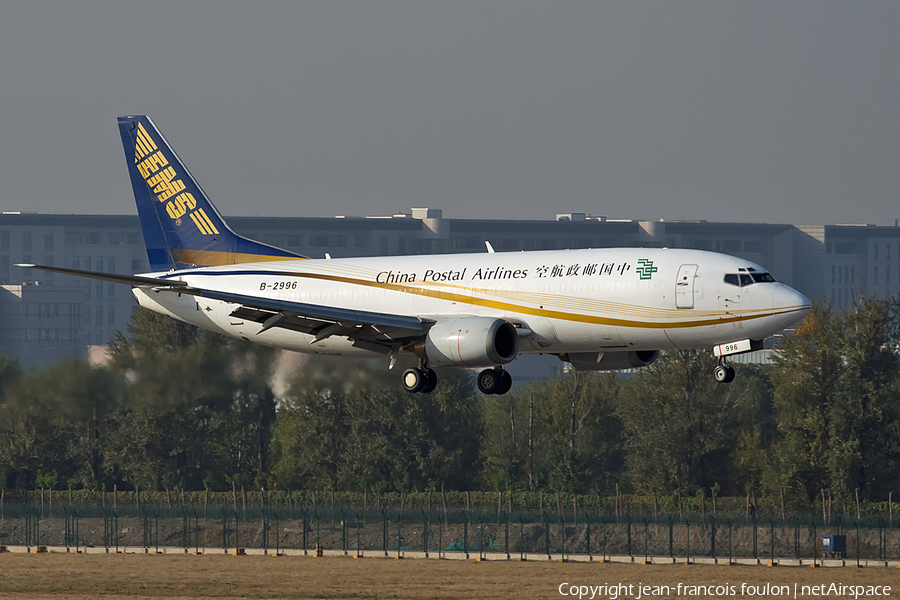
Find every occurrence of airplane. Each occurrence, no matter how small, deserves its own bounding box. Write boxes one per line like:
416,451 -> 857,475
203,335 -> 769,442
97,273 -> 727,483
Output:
18,116 -> 812,394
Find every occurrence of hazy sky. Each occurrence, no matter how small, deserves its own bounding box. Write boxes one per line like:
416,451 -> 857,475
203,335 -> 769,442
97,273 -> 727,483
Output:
1,1 -> 897,224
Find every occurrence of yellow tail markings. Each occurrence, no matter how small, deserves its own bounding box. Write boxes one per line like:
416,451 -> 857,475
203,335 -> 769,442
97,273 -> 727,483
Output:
190,212 -> 212,235
134,123 -> 158,161
197,208 -> 219,234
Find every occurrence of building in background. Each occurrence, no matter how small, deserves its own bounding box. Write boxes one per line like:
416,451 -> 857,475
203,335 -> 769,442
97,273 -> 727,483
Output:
1,210 -> 898,369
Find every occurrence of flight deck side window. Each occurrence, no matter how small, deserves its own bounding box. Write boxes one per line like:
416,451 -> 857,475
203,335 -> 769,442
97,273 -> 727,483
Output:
724,274 -> 739,286
739,274 -> 753,286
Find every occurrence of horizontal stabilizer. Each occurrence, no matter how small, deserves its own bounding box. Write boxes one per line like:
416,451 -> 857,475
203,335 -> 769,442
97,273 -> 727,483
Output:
15,263 -> 187,289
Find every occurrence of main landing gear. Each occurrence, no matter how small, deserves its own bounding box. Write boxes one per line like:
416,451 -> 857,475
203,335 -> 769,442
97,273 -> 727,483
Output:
402,363 -> 437,394
714,359 -> 736,384
477,368 -> 513,395
401,363 -> 514,395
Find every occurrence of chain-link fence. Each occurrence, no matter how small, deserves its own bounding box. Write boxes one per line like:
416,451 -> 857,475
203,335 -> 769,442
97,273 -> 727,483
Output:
2,501 -> 897,563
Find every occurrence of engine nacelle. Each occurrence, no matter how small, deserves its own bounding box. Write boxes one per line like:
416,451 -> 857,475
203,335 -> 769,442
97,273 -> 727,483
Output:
560,350 -> 659,372
421,317 -> 518,368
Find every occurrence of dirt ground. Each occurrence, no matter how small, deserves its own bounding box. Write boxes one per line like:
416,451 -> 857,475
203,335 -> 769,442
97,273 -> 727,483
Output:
0,553 -> 896,600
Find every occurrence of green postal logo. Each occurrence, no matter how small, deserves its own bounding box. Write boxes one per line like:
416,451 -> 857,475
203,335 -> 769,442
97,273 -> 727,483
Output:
636,258 -> 658,280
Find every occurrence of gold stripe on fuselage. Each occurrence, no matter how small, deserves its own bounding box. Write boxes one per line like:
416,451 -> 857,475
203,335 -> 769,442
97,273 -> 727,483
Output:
243,269 -> 805,330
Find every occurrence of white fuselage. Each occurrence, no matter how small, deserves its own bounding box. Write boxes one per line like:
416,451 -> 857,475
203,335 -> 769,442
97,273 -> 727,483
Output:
133,247 -> 810,359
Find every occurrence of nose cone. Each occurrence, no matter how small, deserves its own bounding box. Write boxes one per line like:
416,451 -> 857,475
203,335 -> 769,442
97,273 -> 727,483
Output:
772,284 -> 811,328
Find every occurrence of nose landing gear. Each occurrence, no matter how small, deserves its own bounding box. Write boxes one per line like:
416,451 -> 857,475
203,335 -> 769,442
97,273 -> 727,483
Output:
477,368 -> 513,395
714,361 -> 736,384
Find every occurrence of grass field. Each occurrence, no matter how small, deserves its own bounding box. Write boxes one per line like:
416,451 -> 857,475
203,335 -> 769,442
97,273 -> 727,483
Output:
0,554 -> 895,599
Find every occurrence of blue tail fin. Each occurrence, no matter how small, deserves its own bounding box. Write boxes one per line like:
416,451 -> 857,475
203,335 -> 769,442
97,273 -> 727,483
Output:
117,115 -> 305,271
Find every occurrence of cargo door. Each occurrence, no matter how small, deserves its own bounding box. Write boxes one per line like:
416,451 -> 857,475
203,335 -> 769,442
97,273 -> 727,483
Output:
675,264 -> 698,309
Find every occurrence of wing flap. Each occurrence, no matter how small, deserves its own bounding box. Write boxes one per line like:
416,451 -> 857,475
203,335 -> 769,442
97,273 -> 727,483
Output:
194,287 -> 427,332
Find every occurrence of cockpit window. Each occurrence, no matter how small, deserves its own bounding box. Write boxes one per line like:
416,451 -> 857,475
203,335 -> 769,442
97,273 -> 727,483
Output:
724,272 -> 775,287
724,272 -> 775,286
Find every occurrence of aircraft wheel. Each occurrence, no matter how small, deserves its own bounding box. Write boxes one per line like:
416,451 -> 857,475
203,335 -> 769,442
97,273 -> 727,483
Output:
477,369 -> 500,394
723,365 -> 736,383
402,368 -> 425,393
420,368 -> 438,394
714,365 -> 735,384
495,370 -> 513,395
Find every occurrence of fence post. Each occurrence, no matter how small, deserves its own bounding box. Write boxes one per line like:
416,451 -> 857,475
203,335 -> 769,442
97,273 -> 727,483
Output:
341,509 -> 347,555
543,511 -> 550,560
153,508 -> 160,554
181,506 -> 189,553
423,509 -> 429,558
273,508 -> 281,556
626,513 -> 632,558
685,519 -> 691,564
262,507 -> 269,555
235,508 -> 241,554
668,516 -> 674,559
314,510 -> 320,557
769,520 -> 776,566
603,516 -> 608,562
396,511 -> 403,559
355,510 -> 362,558
558,511 -> 565,561
752,514 -> 758,561
464,516 -> 470,559
585,512 -> 591,560
438,512 -> 444,560
382,509 -> 388,557
519,516 -> 525,561
480,517 -> 486,561
810,520 -> 817,566
222,507 -> 228,553
302,509 -> 308,555
103,505 -> 109,553
727,519 -> 733,565
643,518 -> 649,564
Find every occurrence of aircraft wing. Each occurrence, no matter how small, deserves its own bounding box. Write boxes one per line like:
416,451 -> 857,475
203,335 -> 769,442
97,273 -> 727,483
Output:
16,263 -> 429,352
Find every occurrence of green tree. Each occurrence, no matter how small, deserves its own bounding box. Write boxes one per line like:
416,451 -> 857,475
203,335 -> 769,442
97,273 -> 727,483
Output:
0,359 -> 120,489
272,360 -> 482,492
0,356 -> 22,399
480,371 -> 624,494
768,298 -> 900,503
617,350 -> 763,495
827,298 -> 900,499
108,307 -> 199,370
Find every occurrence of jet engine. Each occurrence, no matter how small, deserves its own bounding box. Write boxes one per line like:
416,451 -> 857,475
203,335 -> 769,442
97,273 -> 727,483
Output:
560,350 -> 659,371
420,317 -> 518,368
